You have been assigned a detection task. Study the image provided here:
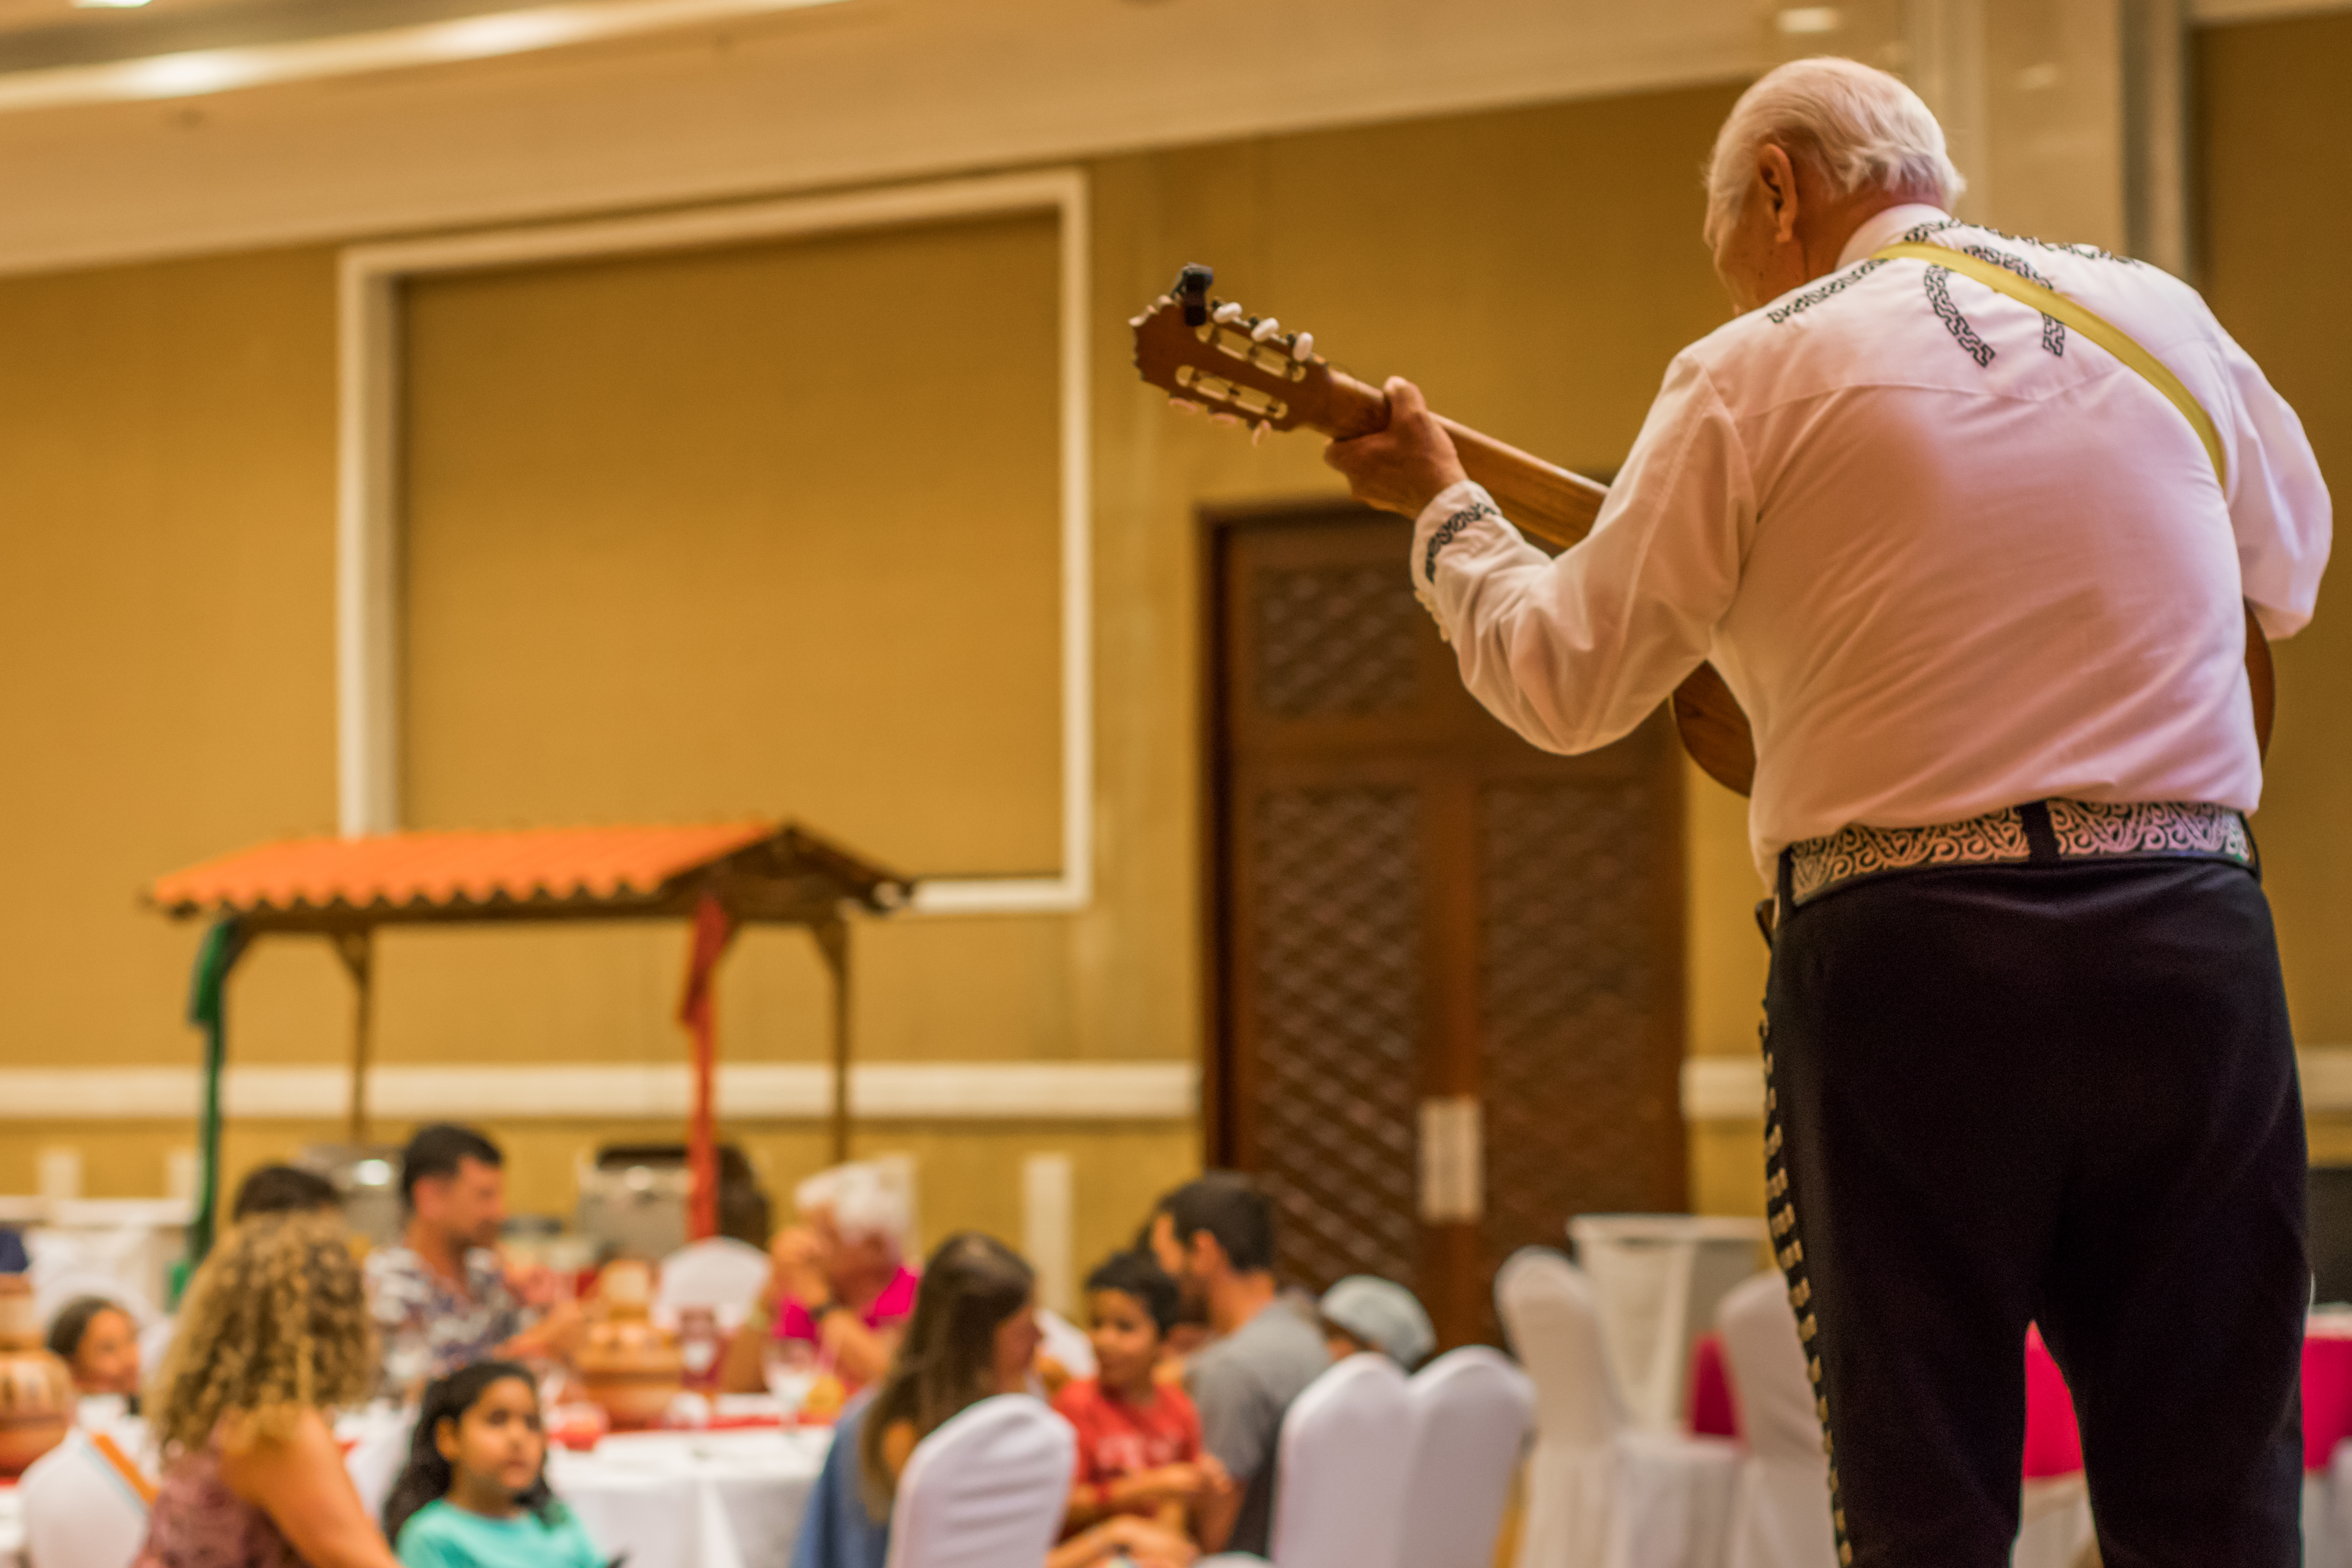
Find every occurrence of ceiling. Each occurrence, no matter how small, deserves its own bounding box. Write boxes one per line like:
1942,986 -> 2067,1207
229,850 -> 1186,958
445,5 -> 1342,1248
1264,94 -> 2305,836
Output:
0,0 -> 631,71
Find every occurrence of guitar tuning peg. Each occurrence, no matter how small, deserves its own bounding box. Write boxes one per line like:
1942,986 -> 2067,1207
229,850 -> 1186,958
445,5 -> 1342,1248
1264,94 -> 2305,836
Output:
1250,317 -> 1281,342
1209,412 -> 1243,428
1211,301 -> 1244,324
1290,331 -> 1314,362
1168,396 -> 1202,415
1251,421 -> 1270,446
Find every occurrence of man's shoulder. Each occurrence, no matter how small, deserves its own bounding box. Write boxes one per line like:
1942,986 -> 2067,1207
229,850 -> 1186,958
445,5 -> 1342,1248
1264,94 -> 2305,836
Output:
364,1246 -> 428,1294
1195,1302 -> 1326,1389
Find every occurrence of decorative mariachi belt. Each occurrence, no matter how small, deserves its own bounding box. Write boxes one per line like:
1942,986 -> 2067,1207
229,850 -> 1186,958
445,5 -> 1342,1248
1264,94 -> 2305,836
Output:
1785,800 -> 2255,907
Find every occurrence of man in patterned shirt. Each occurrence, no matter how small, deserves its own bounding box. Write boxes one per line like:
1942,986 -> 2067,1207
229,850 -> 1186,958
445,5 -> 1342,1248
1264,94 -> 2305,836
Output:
366,1123 -> 580,1396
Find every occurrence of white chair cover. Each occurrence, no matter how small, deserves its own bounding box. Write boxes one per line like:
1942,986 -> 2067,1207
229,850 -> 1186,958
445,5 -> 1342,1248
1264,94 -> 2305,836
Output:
884,1394 -> 1075,1568
1397,1346 -> 1537,1568
1714,1272 -> 1835,1568
1035,1306 -> 1097,1381
20,1428 -> 149,1568
1497,1247 -> 1737,1568
2012,1476 -> 2094,1568
1568,1217 -> 1765,1434
657,1237 -> 772,1329
1268,1352 -> 1415,1568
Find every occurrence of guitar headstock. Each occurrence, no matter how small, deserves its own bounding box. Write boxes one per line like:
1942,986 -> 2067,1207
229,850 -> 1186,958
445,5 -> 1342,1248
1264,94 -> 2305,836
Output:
1131,263 -> 1337,438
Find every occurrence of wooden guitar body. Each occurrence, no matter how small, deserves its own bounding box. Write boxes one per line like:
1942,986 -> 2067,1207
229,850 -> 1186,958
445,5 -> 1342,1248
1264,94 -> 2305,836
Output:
1131,268 -> 2274,796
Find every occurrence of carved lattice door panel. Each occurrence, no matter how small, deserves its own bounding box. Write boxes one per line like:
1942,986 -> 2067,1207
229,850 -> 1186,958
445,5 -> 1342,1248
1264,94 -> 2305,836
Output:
1211,509 -> 1684,1348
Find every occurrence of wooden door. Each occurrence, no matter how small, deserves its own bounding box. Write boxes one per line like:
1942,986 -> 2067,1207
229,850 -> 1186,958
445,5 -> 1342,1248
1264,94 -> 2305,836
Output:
1207,506 -> 1685,1348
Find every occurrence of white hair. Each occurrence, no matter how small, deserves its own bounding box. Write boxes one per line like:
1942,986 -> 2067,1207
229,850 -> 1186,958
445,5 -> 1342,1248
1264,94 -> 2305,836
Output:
794,1159 -> 912,1253
1704,57 -> 1965,246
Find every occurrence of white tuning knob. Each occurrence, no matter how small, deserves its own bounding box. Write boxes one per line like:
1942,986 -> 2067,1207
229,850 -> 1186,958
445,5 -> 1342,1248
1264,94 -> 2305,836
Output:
1291,332 -> 1314,362
1212,301 -> 1244,324
1250,317 -> 1281,342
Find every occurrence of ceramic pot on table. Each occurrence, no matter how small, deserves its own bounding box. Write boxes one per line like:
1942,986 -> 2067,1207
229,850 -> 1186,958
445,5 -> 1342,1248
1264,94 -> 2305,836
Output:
576,1259 -> 683,1431
0,1276 -> 73,1474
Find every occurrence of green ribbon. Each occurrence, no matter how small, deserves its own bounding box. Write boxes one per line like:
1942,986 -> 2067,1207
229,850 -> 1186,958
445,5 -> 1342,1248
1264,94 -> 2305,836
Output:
174,916 -> 248,1304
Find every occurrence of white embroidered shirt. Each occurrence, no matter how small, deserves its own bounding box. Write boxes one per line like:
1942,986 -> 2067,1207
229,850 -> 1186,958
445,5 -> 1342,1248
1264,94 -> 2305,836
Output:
1411,204 -> 2331,885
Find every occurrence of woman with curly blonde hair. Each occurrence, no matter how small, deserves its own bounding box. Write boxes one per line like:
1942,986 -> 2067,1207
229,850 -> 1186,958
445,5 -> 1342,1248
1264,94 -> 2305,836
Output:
136,1211 -> 402,1568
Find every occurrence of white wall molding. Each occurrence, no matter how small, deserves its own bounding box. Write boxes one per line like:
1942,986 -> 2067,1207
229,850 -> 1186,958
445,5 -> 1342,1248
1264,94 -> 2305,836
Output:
2189,0 -> 2352,21
0,1059 -> 1197,1122
339,169 -> 1093,915
1685,1045 -> 2352,1121
0,0 -> 1765,278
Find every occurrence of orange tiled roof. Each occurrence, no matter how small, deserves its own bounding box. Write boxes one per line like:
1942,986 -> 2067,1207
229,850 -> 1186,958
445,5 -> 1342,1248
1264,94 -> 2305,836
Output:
148,821 -> 781,918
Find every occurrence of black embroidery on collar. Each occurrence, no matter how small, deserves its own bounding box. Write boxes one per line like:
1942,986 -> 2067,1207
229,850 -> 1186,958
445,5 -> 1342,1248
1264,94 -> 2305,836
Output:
1423,501 -> 1500,582
1765,259 -> 1886,326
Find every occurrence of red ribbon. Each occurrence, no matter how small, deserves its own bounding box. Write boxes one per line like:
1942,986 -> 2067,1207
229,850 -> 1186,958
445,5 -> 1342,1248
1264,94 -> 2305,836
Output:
677,894 -> 739,1242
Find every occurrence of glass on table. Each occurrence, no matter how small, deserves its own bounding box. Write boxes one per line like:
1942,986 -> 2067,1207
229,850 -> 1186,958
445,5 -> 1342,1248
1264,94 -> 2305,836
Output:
762,1335 -> 820,1419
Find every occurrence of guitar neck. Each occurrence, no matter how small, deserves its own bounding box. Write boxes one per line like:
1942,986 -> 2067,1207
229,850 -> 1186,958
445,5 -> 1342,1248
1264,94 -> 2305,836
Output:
1319,366 -> 1608,550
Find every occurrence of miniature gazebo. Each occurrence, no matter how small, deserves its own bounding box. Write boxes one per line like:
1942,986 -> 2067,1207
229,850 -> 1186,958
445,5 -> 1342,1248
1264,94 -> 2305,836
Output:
146,821 -> 912,1265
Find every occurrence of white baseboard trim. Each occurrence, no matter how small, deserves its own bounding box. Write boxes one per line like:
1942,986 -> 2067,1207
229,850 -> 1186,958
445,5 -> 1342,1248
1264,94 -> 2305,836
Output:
0,1060 -> 1198,1123
1683,1046 -> 2352,1121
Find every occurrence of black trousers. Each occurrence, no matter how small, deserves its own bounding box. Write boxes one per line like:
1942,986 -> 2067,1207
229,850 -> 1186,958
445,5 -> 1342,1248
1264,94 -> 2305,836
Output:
1765,858 -> 2307,1567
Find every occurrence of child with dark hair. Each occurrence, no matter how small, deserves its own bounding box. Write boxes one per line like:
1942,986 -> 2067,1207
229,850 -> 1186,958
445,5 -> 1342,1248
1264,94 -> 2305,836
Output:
382,1360 -> 603,1568
47,1294 -> 140,1396
1053,1251 -> 1222,1543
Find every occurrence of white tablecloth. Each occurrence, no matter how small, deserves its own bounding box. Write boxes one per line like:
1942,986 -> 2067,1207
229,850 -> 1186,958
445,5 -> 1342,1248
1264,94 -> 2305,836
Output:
550,1428 -> 831,1568
0,1488 -> 22,1568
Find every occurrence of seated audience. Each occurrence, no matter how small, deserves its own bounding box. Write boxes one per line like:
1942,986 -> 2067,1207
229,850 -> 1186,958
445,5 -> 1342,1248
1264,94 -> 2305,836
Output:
1055,1251 -> 1224,1542
723,1160 -> 919,1395
1317,1275 -> 1435,1370
233,1164 -> 344,1223
366,1125 -> 580,1397
136,1211 -> 402,1568
791,1232 -> 1194,1568
1150,1174 -> 1328,1556
381,1360 -> 602,1568
47,1294 -> 141,1397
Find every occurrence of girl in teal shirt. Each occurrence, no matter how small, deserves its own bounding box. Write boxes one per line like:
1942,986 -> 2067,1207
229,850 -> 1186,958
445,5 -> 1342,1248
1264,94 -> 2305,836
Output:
383,1360 -> 606,1568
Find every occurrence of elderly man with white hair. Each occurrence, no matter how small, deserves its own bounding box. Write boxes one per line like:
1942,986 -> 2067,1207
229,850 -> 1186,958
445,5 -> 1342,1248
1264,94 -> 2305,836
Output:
1327,55 -> 2328,1568
719,1159 -> 918,1394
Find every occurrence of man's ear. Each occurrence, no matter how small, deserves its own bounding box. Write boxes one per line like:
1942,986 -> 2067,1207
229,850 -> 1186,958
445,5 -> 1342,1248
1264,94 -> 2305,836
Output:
1757,143 -> 1801,244
1191,1229 -> 1231,1278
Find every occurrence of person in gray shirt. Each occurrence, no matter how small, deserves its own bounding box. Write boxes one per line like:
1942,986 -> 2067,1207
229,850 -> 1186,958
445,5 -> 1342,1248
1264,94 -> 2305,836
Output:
1149,1173 -> 1330,1556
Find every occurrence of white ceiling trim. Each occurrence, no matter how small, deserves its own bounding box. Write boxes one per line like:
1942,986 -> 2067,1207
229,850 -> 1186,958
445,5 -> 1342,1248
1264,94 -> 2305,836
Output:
0,0 -> 1765,277
0,1059 -> 1199,1120
0,0 -> 851,114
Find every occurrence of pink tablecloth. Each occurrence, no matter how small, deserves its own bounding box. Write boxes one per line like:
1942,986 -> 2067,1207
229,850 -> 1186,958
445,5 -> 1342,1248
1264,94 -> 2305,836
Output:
1689,1322 -> 2352,1475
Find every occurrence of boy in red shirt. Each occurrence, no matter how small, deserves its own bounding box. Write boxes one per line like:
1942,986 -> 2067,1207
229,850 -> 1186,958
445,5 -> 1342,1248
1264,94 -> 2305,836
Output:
1054,1251 -> 1227,1540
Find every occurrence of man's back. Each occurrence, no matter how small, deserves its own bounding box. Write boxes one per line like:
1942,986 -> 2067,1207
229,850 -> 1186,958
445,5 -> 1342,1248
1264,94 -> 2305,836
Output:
1424,203 -> 2329,878
1186,1300 -> 1327,1555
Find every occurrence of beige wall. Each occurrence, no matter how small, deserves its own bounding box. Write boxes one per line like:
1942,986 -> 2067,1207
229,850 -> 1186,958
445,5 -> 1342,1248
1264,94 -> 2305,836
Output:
2198,10 -> 2352,1149
0,80 -> 1760,1263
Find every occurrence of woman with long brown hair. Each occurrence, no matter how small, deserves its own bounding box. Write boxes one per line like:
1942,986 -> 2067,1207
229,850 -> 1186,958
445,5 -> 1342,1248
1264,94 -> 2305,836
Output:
136,1212 -> 402,1568
791,1231 -> 1194,1568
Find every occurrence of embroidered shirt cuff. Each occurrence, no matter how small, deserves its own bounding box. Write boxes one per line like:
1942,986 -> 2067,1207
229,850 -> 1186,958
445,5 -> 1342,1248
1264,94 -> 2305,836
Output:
1410,481 -> 1504,633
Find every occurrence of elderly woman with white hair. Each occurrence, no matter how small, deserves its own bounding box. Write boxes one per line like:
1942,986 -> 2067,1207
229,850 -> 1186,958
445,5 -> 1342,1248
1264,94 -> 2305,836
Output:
1328,55 -> 2326,1568
719,1161 -> 919,1394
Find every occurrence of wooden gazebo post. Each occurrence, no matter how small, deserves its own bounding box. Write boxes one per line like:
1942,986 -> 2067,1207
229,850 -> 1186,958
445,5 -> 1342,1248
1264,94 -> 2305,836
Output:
812,915 -> 853,1165
331,929 -> 375,1147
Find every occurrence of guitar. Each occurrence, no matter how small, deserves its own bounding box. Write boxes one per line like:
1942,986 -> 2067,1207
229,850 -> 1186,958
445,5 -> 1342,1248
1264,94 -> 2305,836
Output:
1130,263 -> 2274,797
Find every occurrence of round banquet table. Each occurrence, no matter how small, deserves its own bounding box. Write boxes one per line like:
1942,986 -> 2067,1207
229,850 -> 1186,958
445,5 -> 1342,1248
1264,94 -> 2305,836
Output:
546,1427 -> 831,1568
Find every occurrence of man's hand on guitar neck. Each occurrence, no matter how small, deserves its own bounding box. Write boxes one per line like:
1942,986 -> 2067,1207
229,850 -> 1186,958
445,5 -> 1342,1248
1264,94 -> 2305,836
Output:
1322,377 -> 1468,519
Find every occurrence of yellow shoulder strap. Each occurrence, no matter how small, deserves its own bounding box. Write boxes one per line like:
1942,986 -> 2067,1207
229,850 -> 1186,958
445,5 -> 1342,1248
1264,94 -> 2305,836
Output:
1871,240 -> 2226,489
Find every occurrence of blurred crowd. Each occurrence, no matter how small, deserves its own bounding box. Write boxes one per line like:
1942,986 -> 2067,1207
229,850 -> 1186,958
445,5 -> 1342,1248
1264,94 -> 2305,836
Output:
38,1124 -> 1434,1568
